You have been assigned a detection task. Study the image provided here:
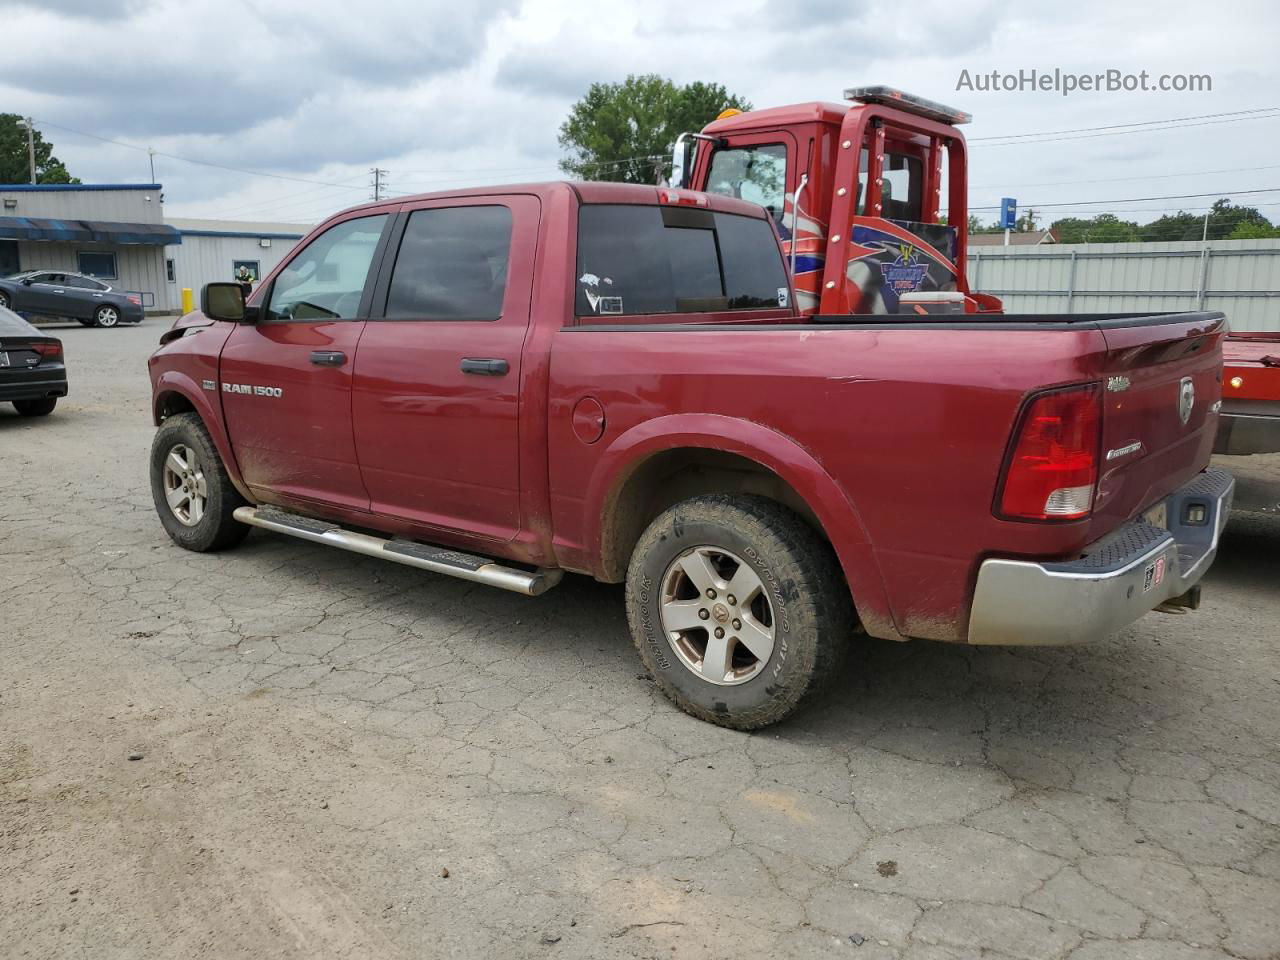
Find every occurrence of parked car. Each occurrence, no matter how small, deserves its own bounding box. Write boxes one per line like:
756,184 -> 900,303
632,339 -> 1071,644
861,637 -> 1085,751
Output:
0,303 -> 66,416
0,271 -> 144,327
146,181 -> 1233,729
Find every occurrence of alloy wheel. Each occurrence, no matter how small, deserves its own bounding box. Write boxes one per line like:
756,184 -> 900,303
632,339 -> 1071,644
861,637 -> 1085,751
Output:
659,545 -> 776,686
162,443 -> 207,526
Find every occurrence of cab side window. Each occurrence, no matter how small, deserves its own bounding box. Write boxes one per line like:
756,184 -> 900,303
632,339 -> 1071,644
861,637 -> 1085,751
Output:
266,215 -> 387,322
383,206 -> 512,320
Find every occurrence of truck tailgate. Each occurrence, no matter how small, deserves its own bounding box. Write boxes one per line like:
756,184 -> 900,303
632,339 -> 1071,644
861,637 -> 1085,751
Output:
1091,313 -> 1226,530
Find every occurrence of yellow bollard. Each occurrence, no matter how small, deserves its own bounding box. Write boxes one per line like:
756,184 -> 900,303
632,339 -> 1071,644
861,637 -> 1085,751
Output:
181,287 -> 194,314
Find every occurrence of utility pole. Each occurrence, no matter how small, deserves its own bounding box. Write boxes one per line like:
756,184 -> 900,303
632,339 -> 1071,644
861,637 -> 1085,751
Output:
148,147 -> 156,184
24,116 -> 36,184
370,167 -> 388,201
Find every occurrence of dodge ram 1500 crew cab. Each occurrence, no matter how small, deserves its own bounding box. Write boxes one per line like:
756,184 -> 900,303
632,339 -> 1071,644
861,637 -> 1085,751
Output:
147,181 -> 1234,729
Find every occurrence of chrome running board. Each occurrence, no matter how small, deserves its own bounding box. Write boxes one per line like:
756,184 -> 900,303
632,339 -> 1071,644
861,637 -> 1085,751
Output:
233,505 -> 562,597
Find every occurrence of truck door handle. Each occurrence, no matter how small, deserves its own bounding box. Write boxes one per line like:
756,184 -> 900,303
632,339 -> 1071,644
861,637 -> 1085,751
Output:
310,350 -> 347,366
460,358 -> 509,376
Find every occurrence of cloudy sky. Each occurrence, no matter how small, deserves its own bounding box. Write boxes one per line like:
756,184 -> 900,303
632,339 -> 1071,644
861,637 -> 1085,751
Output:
3,0 -> 1279,228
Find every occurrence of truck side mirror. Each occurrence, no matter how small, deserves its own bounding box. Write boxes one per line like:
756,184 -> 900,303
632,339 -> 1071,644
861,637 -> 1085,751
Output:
670,139 -> 687,189
201,282 -> 252,323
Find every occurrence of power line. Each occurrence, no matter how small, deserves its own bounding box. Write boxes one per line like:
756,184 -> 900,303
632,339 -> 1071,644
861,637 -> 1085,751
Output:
971,111 -> 1280,147
971,162 -> 1280,191
209,176 -> 370,220
969,187 -> 1280,210
33,118 -> 366,189
389,154 -> 669,190
970,107 -> 1280,142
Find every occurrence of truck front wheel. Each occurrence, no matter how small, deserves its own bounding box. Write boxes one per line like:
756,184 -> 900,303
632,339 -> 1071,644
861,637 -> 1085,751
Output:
625,494 -> 852,730
149,412 -> 250,552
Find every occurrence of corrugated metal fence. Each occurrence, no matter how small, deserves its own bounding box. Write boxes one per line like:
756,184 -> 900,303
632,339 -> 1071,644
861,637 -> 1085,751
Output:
966,238 -> 1280,332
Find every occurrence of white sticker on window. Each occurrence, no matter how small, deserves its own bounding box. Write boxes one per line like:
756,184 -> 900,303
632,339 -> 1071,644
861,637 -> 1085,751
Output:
777,287 -> 790,308
580,271 -> 616,313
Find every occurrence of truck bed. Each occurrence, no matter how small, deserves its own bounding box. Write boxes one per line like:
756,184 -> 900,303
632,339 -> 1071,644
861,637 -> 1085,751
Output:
555,309 -> 1225,641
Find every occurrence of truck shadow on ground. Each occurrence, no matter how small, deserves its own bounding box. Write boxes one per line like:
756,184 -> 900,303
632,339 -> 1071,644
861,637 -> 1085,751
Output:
229,505 -> 1278,753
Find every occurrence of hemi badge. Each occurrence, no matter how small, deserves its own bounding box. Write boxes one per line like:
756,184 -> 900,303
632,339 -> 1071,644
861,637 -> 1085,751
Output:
202,379 -> 216,391
1107,376 -> 1131,392
1106,440 -> 1143,461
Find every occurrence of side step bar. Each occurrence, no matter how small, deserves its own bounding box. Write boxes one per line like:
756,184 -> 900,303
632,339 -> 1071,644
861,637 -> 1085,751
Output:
233,506 -> 562,597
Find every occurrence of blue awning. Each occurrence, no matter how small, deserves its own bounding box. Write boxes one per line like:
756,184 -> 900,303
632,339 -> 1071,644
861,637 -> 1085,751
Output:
0,216 -> 96,242
0,216 -> 182,246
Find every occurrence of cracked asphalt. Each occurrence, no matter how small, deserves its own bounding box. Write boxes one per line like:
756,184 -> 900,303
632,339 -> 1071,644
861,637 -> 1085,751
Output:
2,321 -> 1278,960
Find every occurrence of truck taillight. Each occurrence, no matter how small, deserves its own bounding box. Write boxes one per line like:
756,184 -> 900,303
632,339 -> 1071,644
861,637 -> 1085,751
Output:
998,384 -> 1102,521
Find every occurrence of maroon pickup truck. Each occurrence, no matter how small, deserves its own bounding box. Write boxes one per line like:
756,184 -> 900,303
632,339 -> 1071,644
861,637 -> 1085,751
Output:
147,181 -> 1234,729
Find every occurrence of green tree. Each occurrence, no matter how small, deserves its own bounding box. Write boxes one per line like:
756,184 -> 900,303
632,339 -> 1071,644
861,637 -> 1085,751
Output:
1141,210 -> 1200,242
967,214 -> 1003,234
1142,200 -> 1274,241
558,75 -> 751,184
1228,220 -> 1280,239
0,115 -> 79,184
1050,213 -> 1140,243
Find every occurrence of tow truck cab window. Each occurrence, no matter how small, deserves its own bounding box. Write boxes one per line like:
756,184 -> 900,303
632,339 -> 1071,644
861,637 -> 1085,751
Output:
266,214 -> 387,322
575,204 -> 790,318
857,148 -> 924,222
383,206 -> 512,321
704,144 -> 787,229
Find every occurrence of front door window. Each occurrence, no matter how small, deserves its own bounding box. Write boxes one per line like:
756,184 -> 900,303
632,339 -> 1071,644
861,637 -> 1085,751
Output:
266,215 -> 387,322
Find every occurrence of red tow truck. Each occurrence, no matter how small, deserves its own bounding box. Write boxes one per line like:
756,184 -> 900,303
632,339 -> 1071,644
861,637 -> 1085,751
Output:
674,85 -> 1280,454
148,168 -> 1231,729
1217,333 -> 1280,456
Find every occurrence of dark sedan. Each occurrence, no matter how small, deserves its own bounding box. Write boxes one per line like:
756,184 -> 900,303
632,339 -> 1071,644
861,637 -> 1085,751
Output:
0,270 -> 144,328
0,304 -> 67,416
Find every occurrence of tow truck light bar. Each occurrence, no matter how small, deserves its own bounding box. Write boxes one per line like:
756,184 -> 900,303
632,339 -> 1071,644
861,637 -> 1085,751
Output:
844,85 -> 972,126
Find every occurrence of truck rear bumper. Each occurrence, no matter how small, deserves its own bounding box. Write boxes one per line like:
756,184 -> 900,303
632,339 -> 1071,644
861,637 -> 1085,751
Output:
968,468 -> 1234,645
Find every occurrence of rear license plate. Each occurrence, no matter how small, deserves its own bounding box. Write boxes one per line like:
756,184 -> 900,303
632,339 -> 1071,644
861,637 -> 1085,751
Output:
1142,502 -> 1168,529
0,351 -> 9,368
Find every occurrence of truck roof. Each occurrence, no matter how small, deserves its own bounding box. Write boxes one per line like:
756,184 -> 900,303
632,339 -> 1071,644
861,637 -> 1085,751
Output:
702,101 -> 849,135
334,181 -> 771,222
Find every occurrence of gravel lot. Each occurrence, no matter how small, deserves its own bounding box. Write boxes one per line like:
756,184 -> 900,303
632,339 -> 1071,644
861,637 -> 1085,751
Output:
2,321 -> 1278,960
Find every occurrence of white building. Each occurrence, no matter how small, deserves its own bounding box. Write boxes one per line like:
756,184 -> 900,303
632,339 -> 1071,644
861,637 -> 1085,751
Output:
0,182 -> 312,314
165,218 -> 310,310
0,183 -> 177,311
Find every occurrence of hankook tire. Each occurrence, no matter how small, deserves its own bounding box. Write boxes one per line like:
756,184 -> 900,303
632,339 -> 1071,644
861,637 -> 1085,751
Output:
150,412 -> 250,552
626,494 -> 852,730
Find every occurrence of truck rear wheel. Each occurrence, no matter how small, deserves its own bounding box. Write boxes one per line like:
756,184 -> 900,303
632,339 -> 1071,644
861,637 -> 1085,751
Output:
625,494 -> 852,730
149,412 -> 249,552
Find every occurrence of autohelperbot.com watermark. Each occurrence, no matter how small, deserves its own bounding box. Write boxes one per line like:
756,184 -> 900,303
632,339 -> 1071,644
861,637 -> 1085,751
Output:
957,68 -> 1212,96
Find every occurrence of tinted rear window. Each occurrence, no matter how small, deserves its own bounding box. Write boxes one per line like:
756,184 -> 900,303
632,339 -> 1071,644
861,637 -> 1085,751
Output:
575,205 -> 789,318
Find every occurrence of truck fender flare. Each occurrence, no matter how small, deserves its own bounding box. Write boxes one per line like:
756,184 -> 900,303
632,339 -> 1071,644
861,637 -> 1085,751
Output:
586,413 -> 902,641
151,371 -> 251,501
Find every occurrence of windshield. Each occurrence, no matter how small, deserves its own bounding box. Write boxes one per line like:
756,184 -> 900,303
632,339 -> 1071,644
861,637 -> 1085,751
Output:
705,144 -> 788,230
